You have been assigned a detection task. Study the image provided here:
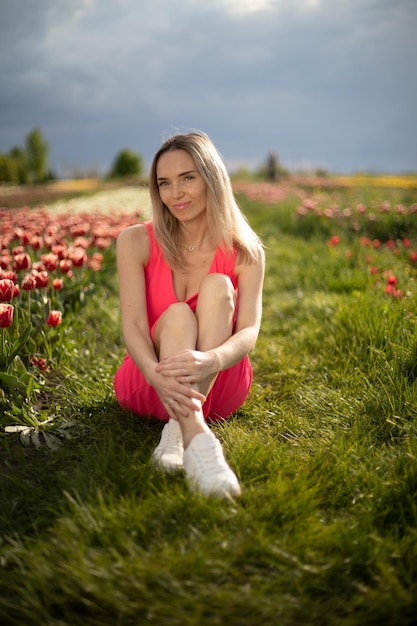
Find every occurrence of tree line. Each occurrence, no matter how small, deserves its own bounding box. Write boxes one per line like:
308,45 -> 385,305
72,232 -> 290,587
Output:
1,127 -> 300,186
0,127 -> 144,185
0,127 -> 50,184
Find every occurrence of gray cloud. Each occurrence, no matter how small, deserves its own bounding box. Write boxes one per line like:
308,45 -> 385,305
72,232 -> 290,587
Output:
1,0 -> 416,174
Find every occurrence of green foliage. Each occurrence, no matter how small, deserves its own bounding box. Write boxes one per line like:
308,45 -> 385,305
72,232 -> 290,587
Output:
1,184 -> 417,625
0,148 -> 29,185
25,127 -> 49,183
0,127 -> 49,184
108,148 -> 143,179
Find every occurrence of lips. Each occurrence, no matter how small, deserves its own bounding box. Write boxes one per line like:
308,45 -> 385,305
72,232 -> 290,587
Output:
172,201 -> 191,210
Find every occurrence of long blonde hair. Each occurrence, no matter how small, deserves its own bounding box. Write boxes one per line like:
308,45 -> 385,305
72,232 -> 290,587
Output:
149,131 -> 262,271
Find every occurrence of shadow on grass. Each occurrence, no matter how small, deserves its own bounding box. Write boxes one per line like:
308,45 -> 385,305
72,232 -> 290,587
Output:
0,403 -> 171,539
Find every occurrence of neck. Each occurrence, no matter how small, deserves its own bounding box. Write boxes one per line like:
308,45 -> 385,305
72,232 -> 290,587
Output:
182,233 -> 211,252
179,224 -> 211,252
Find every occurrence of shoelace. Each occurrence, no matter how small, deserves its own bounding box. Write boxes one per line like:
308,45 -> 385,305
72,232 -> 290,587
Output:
192,438 -> 228,477
156,423 -> 183,453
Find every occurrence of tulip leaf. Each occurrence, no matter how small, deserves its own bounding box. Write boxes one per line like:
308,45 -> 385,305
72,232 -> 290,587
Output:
8,325 -> 32,362
0,372 -> 26,392
30,431 -> 41,449
42,432 -> 62,450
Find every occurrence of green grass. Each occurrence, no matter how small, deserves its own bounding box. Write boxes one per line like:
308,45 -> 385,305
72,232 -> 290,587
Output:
1,186 -> 417,625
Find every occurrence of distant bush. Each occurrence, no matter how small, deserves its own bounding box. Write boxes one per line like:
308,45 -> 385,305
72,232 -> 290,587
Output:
0,127 -> 49,185
108,149 -> 143,179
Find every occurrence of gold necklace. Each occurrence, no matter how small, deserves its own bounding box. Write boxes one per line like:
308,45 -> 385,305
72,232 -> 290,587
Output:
183,234 -> 211,252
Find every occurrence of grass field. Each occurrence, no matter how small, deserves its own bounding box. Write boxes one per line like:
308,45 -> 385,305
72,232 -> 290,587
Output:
1,180 -> 417,625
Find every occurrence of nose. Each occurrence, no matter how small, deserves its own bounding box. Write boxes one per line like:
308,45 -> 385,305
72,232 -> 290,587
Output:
171,182 -> 184,198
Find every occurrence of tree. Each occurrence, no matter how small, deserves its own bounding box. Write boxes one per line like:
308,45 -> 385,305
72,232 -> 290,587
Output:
108,149 -> 143,179
0,147 -> 29,185
258,151 -> 289,181
265,151 -> 279,181
25,127 -> 49,183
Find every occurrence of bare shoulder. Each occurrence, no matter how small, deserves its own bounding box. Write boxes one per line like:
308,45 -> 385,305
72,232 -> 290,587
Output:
236,243 -> 265,277
117,223 -> 150,265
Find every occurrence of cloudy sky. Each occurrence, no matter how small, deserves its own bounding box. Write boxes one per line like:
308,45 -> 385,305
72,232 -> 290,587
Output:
1,0 -> 416,176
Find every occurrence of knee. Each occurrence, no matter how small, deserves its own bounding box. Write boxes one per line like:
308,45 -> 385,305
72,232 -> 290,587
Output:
160,302 -> 196,332
199,273 -> 236,309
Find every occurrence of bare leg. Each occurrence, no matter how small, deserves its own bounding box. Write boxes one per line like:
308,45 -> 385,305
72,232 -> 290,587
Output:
152,283 -> 241,497
194,273 -> 236,397
153,275 -> 236,448
153,302 -> 210,448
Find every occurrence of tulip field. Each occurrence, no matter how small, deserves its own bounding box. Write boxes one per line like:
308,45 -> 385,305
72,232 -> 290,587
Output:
1,178 -> 417,625
0,190 -> 144,446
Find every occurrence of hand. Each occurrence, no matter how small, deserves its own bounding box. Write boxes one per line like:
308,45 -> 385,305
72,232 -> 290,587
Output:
156,349 -> 215,385
149,363 -> 206,419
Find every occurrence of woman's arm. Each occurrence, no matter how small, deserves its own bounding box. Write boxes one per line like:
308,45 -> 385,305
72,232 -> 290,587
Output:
117,224 -> 156,381
207,248 -> 265,372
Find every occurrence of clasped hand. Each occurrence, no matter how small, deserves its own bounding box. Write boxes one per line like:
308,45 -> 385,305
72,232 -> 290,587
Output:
154,349 -> 213,418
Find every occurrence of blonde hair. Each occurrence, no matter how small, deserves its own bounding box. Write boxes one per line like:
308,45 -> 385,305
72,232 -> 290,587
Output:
149,131 -> 262,271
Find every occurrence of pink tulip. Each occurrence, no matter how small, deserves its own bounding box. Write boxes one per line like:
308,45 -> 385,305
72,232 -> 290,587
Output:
0,303 -> 14,327
0,279 -> 15,302
47,310 -> 62,327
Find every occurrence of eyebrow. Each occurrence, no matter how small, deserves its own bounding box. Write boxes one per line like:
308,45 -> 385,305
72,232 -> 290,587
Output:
156,169 -> 197,181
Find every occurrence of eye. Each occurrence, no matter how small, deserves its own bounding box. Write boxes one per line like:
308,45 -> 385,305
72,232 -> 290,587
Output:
158,181 -> 169,187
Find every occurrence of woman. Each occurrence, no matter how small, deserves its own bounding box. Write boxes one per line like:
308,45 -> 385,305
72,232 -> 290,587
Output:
114,131 -> 265,498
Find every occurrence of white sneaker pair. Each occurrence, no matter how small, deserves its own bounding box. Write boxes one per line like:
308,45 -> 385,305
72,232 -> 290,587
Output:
151,419 -> 241,498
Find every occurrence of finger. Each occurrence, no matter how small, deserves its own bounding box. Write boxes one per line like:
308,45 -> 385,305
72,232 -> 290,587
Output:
169,398 -> 190,418
176,374 -> 197,384
156,360 -> 185,373
172,392 -> 205,415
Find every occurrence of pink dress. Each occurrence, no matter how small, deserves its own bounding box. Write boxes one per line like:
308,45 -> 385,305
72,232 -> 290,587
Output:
114,221 -> 252,422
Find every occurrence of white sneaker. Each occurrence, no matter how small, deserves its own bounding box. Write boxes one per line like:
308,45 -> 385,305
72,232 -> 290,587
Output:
183,432 -> 241,498
151,419 -> 184,471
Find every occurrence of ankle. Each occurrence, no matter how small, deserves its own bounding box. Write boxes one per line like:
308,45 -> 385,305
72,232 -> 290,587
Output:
181,423 -> 210,450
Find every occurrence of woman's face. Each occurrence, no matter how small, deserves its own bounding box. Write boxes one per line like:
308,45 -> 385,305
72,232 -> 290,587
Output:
156,149 -> 208,223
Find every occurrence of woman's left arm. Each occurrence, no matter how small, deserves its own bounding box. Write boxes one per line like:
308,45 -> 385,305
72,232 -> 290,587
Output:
210,249 -> 265,372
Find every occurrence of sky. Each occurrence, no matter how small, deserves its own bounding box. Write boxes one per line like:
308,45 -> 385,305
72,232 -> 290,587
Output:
1,0 -> 416,176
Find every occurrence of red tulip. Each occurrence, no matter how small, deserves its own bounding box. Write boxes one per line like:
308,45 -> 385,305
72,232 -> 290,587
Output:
52,278 -> 64,290
0,303 -> 14,327
34,270 -> 49,289
69,249 -> 87,268
13,252 -> 31,271
59,259 -> 72,274
31,356 -> 49,371
0,251 -> 12,270
328,235 -> 340,247
47,310 -> 62,327
21,273 -> 37,291
30,235 -> 43,250
41,253 -> 59,272
1,270 -> 17,283
0,279 -> 15,302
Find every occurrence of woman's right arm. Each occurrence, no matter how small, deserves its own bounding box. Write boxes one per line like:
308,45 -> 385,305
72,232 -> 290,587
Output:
116,224 -> 157,383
